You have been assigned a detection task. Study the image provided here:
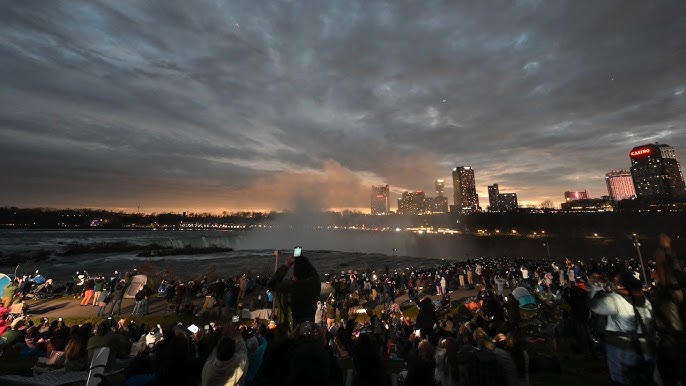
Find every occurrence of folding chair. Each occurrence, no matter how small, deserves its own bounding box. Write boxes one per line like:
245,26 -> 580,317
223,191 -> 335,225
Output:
8,302 -> 27,319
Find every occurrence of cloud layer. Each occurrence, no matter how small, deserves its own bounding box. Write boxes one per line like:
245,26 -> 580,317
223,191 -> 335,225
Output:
1,1 -> 685,212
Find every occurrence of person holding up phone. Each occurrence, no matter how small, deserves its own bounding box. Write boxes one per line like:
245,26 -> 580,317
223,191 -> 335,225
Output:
267,247 -> 320,333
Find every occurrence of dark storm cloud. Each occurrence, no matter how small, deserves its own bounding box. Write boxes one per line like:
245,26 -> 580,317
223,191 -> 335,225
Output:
1,0 -> 685,212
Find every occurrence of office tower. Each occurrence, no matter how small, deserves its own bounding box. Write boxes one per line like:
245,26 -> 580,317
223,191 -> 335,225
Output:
488,184 -> 518,212
370,185 -> 390,215
630,143 -> 686,198
488,184 -> 500,211
426,196 -> 449,213
397,191 -> 426,215
435,179 -> 445,197
452,166 -> 479,212
498,193 -> 518,211
605,170 -> 636,201
564,190 -> 589,202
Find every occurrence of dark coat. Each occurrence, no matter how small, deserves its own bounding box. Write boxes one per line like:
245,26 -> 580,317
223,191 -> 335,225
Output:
268,256 -> 320,327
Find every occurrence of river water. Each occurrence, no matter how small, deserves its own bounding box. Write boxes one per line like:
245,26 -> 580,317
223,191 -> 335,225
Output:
0,228 -> 654,281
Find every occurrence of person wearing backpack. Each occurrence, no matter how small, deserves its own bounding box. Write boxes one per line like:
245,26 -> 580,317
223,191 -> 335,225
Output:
589,270 -> 656,385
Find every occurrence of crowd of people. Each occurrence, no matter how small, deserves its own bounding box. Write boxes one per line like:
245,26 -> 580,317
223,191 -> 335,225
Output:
0,233 -> 684,386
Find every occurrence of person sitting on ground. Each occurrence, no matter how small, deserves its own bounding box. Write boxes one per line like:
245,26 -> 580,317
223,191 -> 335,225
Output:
64,323 -> 91,371
245,332 -> 268,385
0,303 -> 10,336
87,320 -> 130,371
201,330 -> 248,386
404,339 -> 437,386
0,317 -> 28,350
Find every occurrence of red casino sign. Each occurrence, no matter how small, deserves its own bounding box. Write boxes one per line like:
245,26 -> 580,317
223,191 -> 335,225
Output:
630,148 -> 652,158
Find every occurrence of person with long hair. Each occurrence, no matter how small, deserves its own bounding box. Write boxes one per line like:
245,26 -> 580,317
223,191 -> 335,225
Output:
405,339 -> 436,386
435,337 -> 458,386
64,323 -> 92,371
492,333 -> 529,386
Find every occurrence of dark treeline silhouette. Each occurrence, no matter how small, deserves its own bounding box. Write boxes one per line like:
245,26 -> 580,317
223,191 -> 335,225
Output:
0,207 -> 278,229
1,206 -> 685,241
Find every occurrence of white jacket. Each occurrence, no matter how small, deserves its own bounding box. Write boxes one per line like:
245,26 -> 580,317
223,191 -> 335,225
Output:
202,336 -> 248,386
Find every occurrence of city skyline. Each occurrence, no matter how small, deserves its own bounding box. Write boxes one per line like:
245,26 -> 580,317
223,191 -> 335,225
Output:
1,1 -> 686,214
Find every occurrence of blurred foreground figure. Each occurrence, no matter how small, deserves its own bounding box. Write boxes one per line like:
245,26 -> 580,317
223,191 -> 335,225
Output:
652,234 -> 686,386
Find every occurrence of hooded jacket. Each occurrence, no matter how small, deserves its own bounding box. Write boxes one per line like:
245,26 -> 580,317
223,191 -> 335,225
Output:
202,335 -> 248,386
268,256 -> 320,327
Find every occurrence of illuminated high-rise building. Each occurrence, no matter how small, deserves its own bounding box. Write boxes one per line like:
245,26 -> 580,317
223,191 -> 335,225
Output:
435,179 -> 445,197
488,184 -> 500,211
488,184 -> 518,212
605,170 -> 636,201
564,190 -> 589,202
426,196 -> 449,213
397,191 -> 426,215
370,185 -> 390,215
629,143 -> 686,198
452,167 -> 479,212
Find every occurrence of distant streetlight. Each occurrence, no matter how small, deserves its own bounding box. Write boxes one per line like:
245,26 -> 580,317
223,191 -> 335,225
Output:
593,233 -> 599,237
542,243 -> 551,260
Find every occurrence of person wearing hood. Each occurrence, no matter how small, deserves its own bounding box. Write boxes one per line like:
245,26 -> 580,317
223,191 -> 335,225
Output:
589,270 -> 655,386
268,254 -> 320,332
245,333 -> 267,385
202,333 -> 248,386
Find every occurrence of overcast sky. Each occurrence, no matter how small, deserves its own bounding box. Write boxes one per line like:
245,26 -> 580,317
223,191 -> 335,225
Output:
1,1 -> 685,213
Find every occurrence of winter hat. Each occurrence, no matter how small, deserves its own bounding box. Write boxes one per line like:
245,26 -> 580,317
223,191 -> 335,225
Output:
246,336 -> 259,356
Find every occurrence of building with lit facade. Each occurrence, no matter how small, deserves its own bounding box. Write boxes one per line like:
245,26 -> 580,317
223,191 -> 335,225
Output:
426,196 -> 449,213
452,166 -> 479,212
435,179 -> 445,197
629,143 -> 686,198
605,170 -> 636,201
397,191 -> 427,215
370,185 -> 390,215
560,198 -> 614,212
487,184 -> 518,212
564,190 -> 589,202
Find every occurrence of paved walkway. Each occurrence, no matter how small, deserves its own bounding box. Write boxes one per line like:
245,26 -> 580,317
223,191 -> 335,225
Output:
22,284 -> 497,320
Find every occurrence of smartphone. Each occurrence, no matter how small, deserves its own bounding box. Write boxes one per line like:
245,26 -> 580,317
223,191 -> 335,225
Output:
414,329 -> 421,337
300,320 -> 313,334
294,246 -> 302,257
232,315 -> 240,323
187,324 -> 199,334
